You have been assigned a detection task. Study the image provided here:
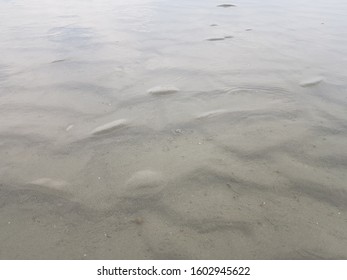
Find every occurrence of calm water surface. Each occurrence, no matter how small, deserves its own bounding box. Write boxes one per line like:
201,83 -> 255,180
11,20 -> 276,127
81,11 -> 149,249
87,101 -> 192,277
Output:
0,0 -> 347,259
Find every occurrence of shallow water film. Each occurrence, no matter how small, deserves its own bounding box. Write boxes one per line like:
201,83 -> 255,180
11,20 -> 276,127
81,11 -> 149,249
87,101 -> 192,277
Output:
1,0 -> 347,259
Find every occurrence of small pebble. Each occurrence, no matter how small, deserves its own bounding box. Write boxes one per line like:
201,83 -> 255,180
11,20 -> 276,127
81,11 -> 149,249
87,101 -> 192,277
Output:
91,119 -> 128,135
174,129 -> 183,134
206,37 -> 225,41
217,4 -> 236,8
300,77 -> 324,87
30,178 -> 69,190
147,86 -> 179,96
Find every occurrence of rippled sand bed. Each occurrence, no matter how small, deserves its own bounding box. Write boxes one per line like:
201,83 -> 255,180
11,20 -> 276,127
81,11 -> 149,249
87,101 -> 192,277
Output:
0,0 -> 347,259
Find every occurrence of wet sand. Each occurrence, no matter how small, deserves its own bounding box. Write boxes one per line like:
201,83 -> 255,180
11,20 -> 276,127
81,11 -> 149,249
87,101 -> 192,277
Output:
0,0 -> 347,259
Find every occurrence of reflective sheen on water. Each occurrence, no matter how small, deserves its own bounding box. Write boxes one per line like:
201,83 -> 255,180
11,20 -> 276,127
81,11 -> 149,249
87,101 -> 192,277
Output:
1,0 -> 347,259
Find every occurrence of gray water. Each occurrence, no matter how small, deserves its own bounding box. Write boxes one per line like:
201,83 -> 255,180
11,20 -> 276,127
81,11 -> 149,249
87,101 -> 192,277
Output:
0,0 -> 347,259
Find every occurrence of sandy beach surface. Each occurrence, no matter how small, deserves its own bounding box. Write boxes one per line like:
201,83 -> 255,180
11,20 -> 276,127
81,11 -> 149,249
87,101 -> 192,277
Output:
0,0 -> 347,259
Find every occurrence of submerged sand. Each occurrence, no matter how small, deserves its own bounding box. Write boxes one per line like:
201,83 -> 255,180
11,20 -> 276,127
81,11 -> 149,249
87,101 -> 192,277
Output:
0,0 -> 347,259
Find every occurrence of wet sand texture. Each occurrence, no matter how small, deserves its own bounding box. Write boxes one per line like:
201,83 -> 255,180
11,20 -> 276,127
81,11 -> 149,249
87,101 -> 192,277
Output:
0,0 -> 347,259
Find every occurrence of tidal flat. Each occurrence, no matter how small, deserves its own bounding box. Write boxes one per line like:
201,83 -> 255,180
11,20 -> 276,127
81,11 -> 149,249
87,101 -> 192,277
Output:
0,0 -> 347,259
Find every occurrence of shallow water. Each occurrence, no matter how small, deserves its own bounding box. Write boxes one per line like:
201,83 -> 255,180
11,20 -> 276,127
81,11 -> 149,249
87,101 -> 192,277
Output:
1,0 -> 347,259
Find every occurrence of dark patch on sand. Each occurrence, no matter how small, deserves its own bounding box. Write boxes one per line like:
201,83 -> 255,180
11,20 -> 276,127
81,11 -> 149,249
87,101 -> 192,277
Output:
217,4 -> 236,8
